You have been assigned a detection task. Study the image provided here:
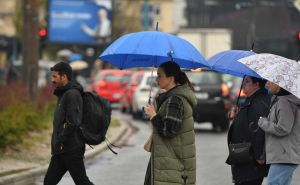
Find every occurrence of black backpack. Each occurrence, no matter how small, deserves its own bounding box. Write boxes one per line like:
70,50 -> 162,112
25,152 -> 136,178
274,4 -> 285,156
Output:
79,92 -> 112,146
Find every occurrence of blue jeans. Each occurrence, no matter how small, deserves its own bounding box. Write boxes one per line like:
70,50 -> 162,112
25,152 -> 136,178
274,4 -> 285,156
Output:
267,164 -> 298,185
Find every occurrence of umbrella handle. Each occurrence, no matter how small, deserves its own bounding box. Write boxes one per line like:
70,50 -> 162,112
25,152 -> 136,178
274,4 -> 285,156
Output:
296,54 -> 300,62
142,97 -> 152,119
148,63 -> 156,102
236,75 -> 246,107
148,96 -> 152,104
250,42 -> 255,52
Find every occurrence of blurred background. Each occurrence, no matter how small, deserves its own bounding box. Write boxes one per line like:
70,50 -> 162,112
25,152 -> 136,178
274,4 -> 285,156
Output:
0,1 -> 300,184
0,0 -> 300,95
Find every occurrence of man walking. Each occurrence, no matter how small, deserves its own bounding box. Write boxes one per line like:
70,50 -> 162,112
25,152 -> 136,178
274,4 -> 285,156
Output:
44,62 -> 93,185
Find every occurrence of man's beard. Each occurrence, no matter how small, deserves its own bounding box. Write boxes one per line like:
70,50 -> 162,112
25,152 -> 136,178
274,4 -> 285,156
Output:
52,81 -> 62,89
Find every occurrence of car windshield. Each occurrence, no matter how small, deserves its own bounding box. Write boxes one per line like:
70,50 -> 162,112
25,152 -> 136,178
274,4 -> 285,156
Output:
187,71 -> 222,85
137,75 -> 143,84
103,74 -> 124,82
122,74 -> 132,83
146,76 -> 157,87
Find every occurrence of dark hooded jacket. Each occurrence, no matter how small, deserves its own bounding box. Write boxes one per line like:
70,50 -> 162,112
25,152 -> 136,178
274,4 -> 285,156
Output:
51,82 -> 85,155
227,88 -> 271,183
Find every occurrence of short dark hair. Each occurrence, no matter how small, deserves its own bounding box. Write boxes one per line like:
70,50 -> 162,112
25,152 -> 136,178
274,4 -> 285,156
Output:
50,62 -> 73,80
249,76 -> 267,88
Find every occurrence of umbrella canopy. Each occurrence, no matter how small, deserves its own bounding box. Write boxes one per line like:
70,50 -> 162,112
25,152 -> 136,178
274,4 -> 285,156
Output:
99,31 -> 209,69
70,60 -> 88,71
239,53 -> 300,99
207,50 -> 260,78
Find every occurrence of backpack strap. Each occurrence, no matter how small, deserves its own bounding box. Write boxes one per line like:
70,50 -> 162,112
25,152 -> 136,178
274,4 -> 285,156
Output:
105,137 -> 119,155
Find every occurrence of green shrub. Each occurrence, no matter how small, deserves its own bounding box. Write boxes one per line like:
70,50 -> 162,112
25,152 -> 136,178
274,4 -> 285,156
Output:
0,102 -> 55,148
0,82 -> 55,149
0,103 -> 36,147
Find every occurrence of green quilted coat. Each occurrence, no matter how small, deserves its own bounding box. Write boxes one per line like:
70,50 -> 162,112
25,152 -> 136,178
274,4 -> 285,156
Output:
149,84 -> 197,185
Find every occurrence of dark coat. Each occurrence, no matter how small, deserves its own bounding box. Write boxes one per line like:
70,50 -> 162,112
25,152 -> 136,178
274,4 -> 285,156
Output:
51,82 -> 85,155
227,88 -> 271,183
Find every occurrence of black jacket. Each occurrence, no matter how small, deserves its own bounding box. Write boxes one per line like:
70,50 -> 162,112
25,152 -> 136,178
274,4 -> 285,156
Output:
51,82 -> 85,155
227,88 -> 271,183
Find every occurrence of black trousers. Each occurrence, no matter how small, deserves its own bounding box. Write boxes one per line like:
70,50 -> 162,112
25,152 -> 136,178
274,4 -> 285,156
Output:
235,178 -> 264,185
44,146 -> 93,185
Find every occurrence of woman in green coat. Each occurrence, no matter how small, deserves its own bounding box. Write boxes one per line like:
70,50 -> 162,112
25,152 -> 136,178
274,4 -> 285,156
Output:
144,61 -> 197,185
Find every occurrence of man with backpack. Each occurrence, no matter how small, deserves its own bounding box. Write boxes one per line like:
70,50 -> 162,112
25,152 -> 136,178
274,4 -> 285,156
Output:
44,62 -> 94,185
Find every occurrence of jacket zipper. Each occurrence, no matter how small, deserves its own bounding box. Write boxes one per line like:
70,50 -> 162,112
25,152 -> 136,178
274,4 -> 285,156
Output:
182,175 -> 188,185
60,122 -> 67,151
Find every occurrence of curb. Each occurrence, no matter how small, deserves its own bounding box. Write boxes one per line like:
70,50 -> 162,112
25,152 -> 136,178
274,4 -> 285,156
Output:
0,121 -> 129,185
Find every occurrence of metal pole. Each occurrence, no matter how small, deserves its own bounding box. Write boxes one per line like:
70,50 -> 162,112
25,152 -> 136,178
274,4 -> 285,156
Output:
250,0 -> 256,47
22,0 -> 39,101
22,0 -> 29,88
143,0 -> 149,31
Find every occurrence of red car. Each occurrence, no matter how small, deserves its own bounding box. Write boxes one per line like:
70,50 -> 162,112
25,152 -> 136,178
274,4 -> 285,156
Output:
91,69 -> 132,103
120,71 -> 144,113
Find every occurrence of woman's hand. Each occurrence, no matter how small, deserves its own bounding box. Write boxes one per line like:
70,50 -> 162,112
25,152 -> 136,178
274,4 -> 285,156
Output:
145,104 -> 156,119
228,106 -> 239,120
256,160 -> 265,165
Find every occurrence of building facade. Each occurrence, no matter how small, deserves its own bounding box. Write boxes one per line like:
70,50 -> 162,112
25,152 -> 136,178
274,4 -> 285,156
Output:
115,0 -> 186,33
0,0 -> 17,81
185,0 -> 300,59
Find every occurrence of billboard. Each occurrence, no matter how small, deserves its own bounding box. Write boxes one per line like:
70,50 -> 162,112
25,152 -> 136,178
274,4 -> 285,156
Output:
48,0 -> 112,45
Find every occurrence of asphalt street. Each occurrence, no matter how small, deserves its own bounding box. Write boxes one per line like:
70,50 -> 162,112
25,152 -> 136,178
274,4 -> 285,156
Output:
23,110 -> 300,185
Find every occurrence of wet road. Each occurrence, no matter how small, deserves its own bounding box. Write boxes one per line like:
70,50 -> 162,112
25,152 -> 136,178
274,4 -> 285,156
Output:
23,110 -> 300,185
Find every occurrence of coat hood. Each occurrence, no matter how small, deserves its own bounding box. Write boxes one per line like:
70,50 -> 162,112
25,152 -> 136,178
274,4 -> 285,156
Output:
284,94 -> 300,106
157,84 -> 197,108
244,88 -> 268,106
54,81 -> 83,97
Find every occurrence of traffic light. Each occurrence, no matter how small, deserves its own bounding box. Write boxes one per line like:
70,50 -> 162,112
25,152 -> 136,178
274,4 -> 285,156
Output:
39,28 -> 47,52
39,28 -> 47,38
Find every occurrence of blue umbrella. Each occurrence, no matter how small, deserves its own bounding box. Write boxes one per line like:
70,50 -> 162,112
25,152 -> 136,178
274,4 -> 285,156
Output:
99,31 -> 209,69
207,50 -> 261,78
207,50 -> 262,107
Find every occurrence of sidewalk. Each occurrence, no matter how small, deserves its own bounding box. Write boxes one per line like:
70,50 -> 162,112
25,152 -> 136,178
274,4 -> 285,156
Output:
0,120 -> 130,185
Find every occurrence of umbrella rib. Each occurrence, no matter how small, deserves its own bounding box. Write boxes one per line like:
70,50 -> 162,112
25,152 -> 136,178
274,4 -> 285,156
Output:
121,54 -> 130,70
131,32 -> 148,55
177,37 -> 202,68
148,33 -> 160,101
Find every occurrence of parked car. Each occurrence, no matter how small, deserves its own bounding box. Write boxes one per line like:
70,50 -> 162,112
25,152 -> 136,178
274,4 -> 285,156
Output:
91,69 -> 132,103
186,69 -> 232,132
131,71 -> 158,119
120,70 -> 144,113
